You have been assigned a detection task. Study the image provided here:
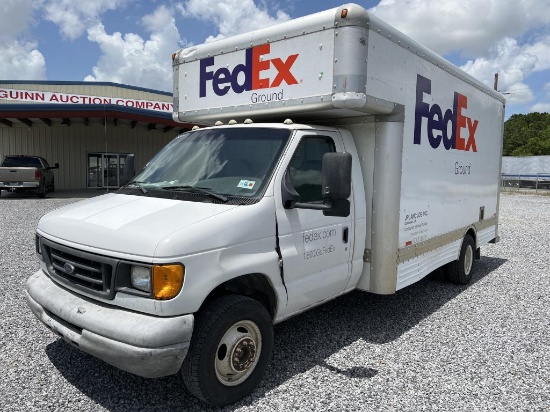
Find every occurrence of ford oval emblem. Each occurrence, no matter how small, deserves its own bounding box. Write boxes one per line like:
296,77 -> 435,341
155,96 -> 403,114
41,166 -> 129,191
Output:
64,263 -> 76,275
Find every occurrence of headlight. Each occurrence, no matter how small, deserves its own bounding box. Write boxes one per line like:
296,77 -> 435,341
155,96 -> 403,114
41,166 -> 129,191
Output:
131,266 -> 151,292
130,264 -> 184,299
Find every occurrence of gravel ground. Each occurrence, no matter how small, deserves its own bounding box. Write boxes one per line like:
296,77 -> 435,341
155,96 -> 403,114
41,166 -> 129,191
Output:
0,191 -> 549,411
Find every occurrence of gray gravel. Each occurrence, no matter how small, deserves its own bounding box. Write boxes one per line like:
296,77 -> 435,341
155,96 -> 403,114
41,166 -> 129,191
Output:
1,191 -> 549,411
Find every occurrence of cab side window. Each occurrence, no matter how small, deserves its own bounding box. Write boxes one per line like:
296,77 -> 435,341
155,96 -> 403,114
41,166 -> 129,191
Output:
288,136 -> 336,203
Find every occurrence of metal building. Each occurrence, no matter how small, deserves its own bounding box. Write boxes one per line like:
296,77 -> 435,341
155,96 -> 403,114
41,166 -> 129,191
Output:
502,155 -> 550,178
501,155 -> 550,191
0,81 -> 192,190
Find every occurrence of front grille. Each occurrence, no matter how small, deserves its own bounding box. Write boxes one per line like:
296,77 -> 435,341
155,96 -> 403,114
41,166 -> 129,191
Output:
50,249 -> 104,291
41,238 -> 118,299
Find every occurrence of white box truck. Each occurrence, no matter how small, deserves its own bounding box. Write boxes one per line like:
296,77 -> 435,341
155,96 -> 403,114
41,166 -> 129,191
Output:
26,3 -> 505,406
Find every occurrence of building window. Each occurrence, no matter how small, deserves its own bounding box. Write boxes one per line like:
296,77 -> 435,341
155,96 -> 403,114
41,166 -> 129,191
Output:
87,153 -> 133,188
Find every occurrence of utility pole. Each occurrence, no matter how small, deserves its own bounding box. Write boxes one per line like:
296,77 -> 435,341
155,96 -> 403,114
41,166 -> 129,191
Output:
494,73 -> 498,91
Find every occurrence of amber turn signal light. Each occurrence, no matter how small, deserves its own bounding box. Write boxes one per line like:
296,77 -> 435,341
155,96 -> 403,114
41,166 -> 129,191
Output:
152,264 -> 184,300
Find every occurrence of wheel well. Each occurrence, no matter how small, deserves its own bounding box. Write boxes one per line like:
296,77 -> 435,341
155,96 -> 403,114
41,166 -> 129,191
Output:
465,228 -> 480,259
200,274 -> 278,319
465,228 -> 477,247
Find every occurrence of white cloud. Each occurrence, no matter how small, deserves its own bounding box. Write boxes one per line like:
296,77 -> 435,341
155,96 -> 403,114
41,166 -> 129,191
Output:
0,40 -> 46,80
503,83 -> 537,105
84,5 -> 183,92
369,0 -> 550,109
370,0 -> 550,56
530,102 -> 550,113
460,38 -> 535,97
178,0 -> 290,42
460,36 -> 550,104
142,4 -> 174,33
0,0 -> 37,37
523,36 -> 550,72
43,0 -> 129,40
534,82 -> 550,112
0,0 -> 46,79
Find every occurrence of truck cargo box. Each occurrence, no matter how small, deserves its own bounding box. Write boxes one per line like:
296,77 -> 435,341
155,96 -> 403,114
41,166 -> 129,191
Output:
172,3 -> 504,124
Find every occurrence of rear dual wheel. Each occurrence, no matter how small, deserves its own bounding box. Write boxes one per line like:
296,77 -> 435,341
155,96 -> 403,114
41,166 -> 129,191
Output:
447,234 -> 476,285
182,295 -> 273,406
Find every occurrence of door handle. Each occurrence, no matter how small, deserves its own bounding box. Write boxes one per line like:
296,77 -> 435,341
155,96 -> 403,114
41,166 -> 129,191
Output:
343,227 -> 349,243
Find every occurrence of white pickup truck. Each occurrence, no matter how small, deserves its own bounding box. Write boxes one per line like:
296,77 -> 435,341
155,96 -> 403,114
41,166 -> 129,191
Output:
0,155 -> 59,197
26,3 -> 505,406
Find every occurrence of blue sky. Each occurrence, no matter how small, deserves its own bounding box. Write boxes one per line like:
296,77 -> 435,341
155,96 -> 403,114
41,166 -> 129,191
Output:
2,0 -> 550,117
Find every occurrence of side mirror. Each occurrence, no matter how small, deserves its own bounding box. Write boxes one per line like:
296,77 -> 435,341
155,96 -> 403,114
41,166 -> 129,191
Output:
281,152 -> 352,217
321,152 -> 351,217
122,155 -> 135,185
48,163 -> 60,170
322,152 -> 352,200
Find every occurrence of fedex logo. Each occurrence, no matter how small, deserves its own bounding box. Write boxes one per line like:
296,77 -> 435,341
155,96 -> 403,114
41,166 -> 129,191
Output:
199,44 -> 299,98
414,74 -> 478,152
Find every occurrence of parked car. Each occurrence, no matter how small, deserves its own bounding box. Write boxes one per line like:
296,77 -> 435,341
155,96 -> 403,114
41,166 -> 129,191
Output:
0,155 -> 59,198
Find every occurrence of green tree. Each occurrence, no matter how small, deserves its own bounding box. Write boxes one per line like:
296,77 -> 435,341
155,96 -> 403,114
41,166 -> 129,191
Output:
503,112 -> 550,156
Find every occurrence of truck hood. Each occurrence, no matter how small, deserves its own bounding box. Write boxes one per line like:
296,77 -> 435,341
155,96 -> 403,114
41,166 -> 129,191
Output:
37,193 -> 275,260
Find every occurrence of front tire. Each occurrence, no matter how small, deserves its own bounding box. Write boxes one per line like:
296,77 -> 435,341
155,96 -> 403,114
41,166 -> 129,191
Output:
447,234 -> 476,284
182,295 -> 273,406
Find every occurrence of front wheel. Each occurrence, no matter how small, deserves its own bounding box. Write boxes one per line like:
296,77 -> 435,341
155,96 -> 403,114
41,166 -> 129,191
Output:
447,234 -> 476,284
182,295 -> 274,406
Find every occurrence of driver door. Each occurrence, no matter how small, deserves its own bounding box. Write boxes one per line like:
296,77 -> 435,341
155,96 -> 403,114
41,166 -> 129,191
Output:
275,130 -> 353,317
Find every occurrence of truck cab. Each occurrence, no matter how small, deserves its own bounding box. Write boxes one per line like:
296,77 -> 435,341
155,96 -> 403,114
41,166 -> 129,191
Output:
27,121 -> 358,403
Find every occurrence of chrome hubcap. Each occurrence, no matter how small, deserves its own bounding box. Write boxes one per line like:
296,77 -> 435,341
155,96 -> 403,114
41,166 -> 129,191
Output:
464,245 -> 473,276
215,320 -> 261,386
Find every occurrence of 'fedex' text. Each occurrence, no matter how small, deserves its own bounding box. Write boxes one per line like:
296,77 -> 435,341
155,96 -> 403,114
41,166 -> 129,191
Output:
414,74 -> 478,152
199,44 -> 299,98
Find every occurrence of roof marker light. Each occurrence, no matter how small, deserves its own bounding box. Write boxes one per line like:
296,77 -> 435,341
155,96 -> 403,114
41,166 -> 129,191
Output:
243,119 -> 253,124
341,9 -> 348,18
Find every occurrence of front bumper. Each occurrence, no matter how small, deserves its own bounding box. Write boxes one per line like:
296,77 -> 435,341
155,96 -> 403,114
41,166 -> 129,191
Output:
26,270 -> 194,378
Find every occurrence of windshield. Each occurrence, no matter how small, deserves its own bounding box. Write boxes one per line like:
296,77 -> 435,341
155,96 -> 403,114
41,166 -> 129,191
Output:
128,127 -> 290,201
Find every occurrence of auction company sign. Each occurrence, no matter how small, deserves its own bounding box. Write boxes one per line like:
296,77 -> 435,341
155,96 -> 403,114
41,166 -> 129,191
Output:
0,88 -> 173,113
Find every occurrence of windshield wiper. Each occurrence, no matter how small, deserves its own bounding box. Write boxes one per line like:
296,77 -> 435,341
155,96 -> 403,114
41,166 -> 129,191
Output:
161,185 -> 228,202
126,181 -> 149,194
